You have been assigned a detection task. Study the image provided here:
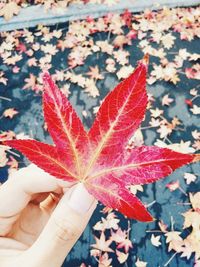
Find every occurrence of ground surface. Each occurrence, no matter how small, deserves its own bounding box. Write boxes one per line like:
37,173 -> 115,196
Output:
0,0 -> 199,31
0,6 -> 200,267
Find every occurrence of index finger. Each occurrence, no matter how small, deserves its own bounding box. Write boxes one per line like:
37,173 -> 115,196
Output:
0,164 -> 71,218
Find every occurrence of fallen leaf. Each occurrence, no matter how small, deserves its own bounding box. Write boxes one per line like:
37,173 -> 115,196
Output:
151,234 -> 161,247
162,94 -> 174,106
3,58 -> 198,222
3,108 -> 18,119
190,105 -> 200,115
91,232 -> 114,252
184,173 -> 197,184
116,250 -> 128,263
166,180 -> 180,192
135,258 -> 147,267
0,2 -> 20,21
86,66 -> 103,80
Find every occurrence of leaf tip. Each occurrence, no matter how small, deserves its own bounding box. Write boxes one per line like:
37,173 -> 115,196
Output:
193,154 -> 200,163
141,54 -> 149,66
42,71 -> 51,83
138,208 -> 154,222
0,140 -> 11,148
145,214 -> 154,223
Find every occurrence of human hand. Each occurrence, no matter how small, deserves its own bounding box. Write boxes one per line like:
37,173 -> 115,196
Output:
0,164 -> 97,267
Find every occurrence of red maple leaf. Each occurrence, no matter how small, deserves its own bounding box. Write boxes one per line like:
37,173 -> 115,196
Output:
3,56 -> 199,222
121,9 -> 132,28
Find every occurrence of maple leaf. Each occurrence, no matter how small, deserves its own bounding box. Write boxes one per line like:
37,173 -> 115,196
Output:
183,173 -> 197,185
93,212 -> 119,231
151,234 -> 161,247
12,66 -> 20,74
161,33 -> 176,49
98,253 -> 112,267
113,50 -> 129,65
158,220 -> 168,233
155,140 -> 196,154
86,66 -> 103,80
41,44 -> 58,56
3,108 -> 18,119
192,130 -> 200,140
190,105 -> 200,115
16,42 -> 27,54
185,64 -> 200,80
162,94 -> 174,106
128,129 -> 144,148
121,9 -> 132,28
4,54 -> 22,65
130,184 -> 143,195
193,140 -> 200,151
116,237 -> 133,253
96,41 -> 113,55
165,231 -> 184,252
166,180 -> 180,192
111,227 -> 133,253
0,131 -> 15,142
135,258 -> 147,267
157,124 -> 172,139
180,240 -> 194,260
150,108 -> 163,118
149,118 -> 160,127
189,192 -> 200,211
116,250 -> 129,263
106,58 -> 116,73
84,79 -> 100,97
117,65 -> 134,80
170,192 -> 200,262
3,57 -> 199,222
91,232 -> 114,252
0,2 -> 20,21
111,227 -> 126,241
23,74 -> 37,90
113,35 -> 130,48
189,53 -> 200,61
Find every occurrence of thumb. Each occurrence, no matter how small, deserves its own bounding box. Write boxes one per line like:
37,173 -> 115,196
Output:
20,183 -> 96,267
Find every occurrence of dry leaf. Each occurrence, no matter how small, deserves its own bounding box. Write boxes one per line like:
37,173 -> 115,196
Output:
3,108 -> 18,119
116,250 -> 128,263
151,234 -> 161,247
184,173 -> 197,185
135,258 -> 147,267
0,2 -> 20,21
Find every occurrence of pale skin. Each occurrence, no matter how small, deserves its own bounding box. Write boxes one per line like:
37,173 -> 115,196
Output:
0,164 -> 97,267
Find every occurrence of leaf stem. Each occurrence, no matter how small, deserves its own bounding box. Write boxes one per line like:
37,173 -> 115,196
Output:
146,230 -> 163,233
146,200 -> 156,208
0,96 -> 11,101
164,252 -> 178,266
178,186 -> 187,196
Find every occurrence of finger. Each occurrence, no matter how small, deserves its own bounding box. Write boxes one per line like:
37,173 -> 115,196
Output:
18,183 -> 97,267
0,238 -> 28,250
39,193 -> 61,211
0,164 -> 71,218
30,193 -> 52,205
30,189 -> 62,205
0,164 -> 71,236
